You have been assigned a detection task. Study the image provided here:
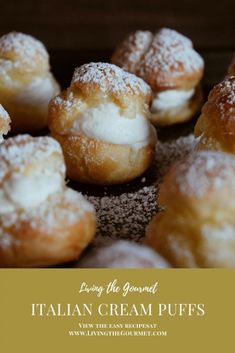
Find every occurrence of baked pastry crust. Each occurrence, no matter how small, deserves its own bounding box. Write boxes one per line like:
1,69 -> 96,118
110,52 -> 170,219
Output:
0,135 -> 96,267
146,151 -> 235,268
51,132 -> 154,185
49,62 -> 156,185
76,240 -> 170,268
112,28 -> 204,125
112,28 -> 204,91
0,32 -> 60,133
195,76 -> 235,152
0,190 -> 96,268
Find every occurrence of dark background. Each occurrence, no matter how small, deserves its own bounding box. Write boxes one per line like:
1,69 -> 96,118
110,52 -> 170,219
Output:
0,0 -> 234,88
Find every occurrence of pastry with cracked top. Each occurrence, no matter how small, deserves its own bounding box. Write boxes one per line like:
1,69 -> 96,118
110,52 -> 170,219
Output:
112,28 -> 204,126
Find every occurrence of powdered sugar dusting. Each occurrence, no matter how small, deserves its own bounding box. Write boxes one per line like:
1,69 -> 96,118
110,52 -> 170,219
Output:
0,188 -> 94,234
52,92 -> 75,111
112,28 -> 204,89
0,32 -> 48,66
112,30 -> 153,72
77,240 -> 170,268
173,151 -> 235,198
139,28 -> 204,85
0,135 -> 63,180
72,62 -> 151,97
202,224 -> 235,241
206,76 -> 235,118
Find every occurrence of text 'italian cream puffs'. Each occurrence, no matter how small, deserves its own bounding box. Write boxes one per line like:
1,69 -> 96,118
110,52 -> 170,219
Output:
111,28 -> 204,126
0,32 -> 60,133
0,104 -> 10,143
48,62 -> 156,185
0,135 -> 96,268
146,151 -> 235,268
195,76 -> 235,153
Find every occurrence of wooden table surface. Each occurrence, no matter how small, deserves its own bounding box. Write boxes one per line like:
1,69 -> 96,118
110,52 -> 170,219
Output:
0,0 -> 234,51
0,1 -> 233,92
50,49 -> 233,91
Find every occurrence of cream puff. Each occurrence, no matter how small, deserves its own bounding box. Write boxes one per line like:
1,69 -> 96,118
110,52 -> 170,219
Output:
0,135 -> 96,268
0,32 -> 60,133
111,28 -> 204,126
146,151 -> 235,268
195,76 -> 235,153
76,240 -> 170,268
0,104 -> 10,142
48,62 -> 156,185
228,54 -> 235,76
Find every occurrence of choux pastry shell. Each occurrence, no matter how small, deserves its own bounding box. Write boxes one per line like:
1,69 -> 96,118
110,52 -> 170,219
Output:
0,134 -> 96,267
112,28 -> 204,126
195,76 -> 235,153
0,32 -> 60,133
48,62 -> 156,185
147,151 -> 235,268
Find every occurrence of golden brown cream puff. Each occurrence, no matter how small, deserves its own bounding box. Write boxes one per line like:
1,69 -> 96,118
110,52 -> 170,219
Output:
0,104 -> 10,142
0,135 -> 96,267
195,76 -> 235,153
48,62 -> 156,185
112,28 -> 204,126
0,32 -> 60,133
146,151 -> 235,268
76,240 -> 170,268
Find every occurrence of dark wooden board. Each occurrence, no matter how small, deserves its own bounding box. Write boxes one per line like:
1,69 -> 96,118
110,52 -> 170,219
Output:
0,0 -> 234,50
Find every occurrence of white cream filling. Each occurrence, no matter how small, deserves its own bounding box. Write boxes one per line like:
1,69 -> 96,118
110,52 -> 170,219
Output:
70,103 -> 155,149
0,171 -> 63,213
151,88 -> 195,112
16,75 -> 58,109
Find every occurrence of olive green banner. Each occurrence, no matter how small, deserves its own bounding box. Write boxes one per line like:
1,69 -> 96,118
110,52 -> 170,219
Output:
0,270 -> 233,352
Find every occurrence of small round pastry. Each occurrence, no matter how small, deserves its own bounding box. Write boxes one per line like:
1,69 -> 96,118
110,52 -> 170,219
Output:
195,76 -> 235,153
146,151 -> 235,268
76,240 -> 170,268
0,135 -> 96,268
0,32 -> 60,133
111,28 -> 204,126
0,104 -> 11,143
48,62 -> 156,185
228,54 -> 235,76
